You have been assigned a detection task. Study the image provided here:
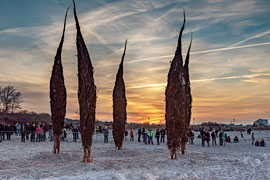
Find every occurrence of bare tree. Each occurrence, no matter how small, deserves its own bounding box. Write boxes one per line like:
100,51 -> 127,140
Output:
49,7 -> 69,154
73,0 -> 96,162
165,11 -> 192,159
0,86 -> 22,113
113,40 -> 127,150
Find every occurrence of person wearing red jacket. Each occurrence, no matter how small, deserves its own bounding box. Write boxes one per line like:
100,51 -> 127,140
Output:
130,129 -> 134,141
36,125 -> 42,142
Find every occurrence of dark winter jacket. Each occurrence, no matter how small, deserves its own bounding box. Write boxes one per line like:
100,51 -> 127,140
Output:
155,130 -> 160,138
160,129 -> 166,136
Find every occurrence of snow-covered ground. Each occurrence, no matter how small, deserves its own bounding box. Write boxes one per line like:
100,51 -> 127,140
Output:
0,130 -> 269,180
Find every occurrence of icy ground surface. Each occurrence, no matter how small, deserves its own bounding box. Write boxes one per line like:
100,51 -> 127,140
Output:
0,130 -> 270,180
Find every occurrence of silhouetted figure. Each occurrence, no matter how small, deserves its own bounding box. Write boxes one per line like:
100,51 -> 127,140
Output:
103,127 -> 109,143
211,131 -> 217,146
251,132 -> 255,145
21,124 -> 26,142
155,129 -> 160,145
138,127 -> 142,142
160,128 -> 166,143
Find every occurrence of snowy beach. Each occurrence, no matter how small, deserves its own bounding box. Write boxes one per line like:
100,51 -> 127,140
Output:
0,130 -> 269,180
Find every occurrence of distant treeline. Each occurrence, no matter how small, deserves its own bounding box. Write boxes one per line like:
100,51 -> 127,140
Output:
0,111 -> 51,124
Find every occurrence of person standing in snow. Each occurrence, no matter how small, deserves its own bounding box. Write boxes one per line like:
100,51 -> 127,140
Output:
147,128 -> 154,145
42,123 -> 46,141
130,128 -> 134,141
188,129 -> 194,144
211,130 -> 217,146
155,129 -> 160,145
160,128 -> 166,143
31,124 -> 36,142
251,132 -> 255,145
25,123 -> 31,140
200,128 -> 206,146
103,126 -> 109,143
21,124 -> 26,142
240,130 -> 244,138
0,122 -> 3,143
137,127 -> 142,142
222,131 -> 226,146
219,131 -> 223,146
72,125 -> 79,142
6,124 -> 13,141
49,123 -> 53,141
124,130 -> 128,140
143,129 -> 148,144
36,125 -> 42,142
206,131 -> 210,146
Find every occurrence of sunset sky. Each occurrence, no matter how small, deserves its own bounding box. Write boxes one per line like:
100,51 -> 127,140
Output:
0,0 -> 269,124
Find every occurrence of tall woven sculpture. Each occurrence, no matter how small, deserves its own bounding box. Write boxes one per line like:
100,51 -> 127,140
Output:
73,0 -> 96,162
49,7 -> 69,154
113,40 -> 127,150
165,11 -> 192,159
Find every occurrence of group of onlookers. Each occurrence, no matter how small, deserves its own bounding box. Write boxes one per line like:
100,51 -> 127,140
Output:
102,127 -> 166,145
198,128 -> 242,147
0,122 -> 49,143
0,121 -> 81,143
136,127 -> 166,145
197,127 -> 266,147
1,123 -> 267,148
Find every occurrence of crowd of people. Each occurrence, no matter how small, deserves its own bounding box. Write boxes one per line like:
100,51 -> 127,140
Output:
0,122 -> 266,148
98,127 -> 167,145
197,127 -> 265,147
0,122 -> 49,143
0,122 -> 80,143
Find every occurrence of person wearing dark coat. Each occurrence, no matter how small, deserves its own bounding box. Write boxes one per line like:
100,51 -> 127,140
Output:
233,136 -> 239,143
219,131 -> 223,146
188,130 -> 194,144
103,127 -> 109,143
2,123 -> 7,141
142,128 -> 146,144
31,124 -> 36,142
72,125 -> 79,142
260,139 -> 265,147
160,128 -> 166,143
137,127 -> 142,142
124,130 -> 128,140
0,122 -> 3,143
200,129 -> 206,146
25,123 -> 31,140
42,123 -> 46,141
211,131 -> 217,146
6,124 -> 13,141
206,131 -> 210,146
155,129 -> 160,145
21,124 -> 26,142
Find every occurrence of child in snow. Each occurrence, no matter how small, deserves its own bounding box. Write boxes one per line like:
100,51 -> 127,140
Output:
61,129 -> 68,142
143,132 -> 148,144
255,139 -> 260,146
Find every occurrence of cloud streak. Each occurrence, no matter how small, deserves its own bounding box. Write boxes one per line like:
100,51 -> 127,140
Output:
127,73 -> 270,89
